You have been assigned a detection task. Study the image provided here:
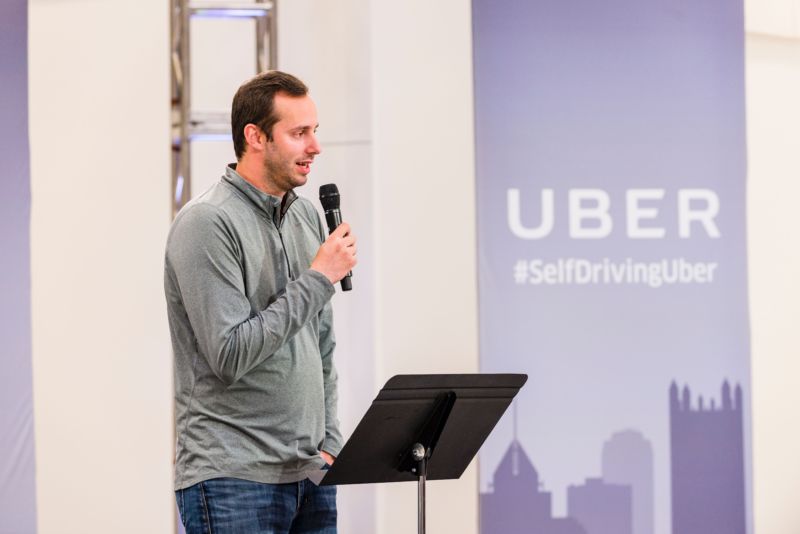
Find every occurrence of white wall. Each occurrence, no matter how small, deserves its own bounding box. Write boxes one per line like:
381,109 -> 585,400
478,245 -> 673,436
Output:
745,2 -> 800,532
369,1 -> 479,533
28,0 -> 173,532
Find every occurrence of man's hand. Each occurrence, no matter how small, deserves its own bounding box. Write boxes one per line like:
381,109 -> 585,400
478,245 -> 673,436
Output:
310,222 -> 357,284
321,450 -> 335,466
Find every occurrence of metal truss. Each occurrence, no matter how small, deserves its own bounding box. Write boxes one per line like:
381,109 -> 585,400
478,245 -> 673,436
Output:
170,0 -> 277,216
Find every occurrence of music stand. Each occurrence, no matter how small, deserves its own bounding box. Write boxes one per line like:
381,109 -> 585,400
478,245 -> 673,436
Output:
319,373 -> 527,534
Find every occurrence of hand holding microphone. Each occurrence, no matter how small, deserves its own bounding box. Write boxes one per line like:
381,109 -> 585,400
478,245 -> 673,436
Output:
312,184 -> 355,291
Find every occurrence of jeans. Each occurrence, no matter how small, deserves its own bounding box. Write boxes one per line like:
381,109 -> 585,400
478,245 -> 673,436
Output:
176,477 -> 337,534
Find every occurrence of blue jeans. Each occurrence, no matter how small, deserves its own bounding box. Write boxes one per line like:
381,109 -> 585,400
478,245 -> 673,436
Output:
176,477 -> 337,534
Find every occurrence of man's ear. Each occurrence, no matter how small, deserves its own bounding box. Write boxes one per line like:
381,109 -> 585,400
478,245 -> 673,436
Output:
243,124 -> 265,152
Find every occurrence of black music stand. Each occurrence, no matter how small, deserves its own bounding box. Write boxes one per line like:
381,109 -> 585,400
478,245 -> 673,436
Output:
318,374 -> 527,534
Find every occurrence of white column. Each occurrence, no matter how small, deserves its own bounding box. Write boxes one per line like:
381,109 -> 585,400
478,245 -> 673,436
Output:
28,1 -> 173,532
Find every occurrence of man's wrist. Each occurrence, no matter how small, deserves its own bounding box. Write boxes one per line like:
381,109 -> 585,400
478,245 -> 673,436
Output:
307,268 -> 336,290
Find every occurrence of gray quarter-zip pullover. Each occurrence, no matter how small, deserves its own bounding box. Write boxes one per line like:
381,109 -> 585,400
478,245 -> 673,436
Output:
165,165 -> 343,490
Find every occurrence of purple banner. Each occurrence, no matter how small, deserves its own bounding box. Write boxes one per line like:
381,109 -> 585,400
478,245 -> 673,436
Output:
0,0 -> 37,531
473,1 -> 750,534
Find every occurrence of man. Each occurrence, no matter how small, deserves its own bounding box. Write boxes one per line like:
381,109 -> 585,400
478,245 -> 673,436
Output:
165,71 -> 356,533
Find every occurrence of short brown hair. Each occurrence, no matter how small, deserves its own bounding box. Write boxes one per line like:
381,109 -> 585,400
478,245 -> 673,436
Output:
231,71 -> 309,159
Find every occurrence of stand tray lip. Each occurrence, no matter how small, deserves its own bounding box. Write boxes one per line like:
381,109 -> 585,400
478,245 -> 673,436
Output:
383,373 -> 528,391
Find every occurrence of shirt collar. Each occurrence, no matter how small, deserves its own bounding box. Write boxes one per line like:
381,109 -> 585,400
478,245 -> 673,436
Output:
223,164 -> 297,225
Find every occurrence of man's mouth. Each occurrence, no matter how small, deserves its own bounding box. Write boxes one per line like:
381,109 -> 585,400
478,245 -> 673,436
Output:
296,160 -> 312,173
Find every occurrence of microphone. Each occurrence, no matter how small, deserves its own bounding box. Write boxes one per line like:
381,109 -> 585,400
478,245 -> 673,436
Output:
319,183 -> 353,291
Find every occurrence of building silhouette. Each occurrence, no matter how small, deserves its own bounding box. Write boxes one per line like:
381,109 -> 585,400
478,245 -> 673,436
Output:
568,477 -> 632,534
481,439 -> 585,534
602,429 -> 654,534
669,381 -> 746,534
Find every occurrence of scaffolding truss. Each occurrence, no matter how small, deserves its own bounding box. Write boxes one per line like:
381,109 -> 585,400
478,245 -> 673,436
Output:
170,0 -> 277,216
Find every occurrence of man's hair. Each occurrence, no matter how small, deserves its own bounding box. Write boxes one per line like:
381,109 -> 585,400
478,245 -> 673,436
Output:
231,71 -> 309,160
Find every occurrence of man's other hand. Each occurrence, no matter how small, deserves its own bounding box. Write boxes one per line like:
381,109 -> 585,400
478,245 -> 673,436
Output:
310,222 -> 357,284
321,450 -> 335,466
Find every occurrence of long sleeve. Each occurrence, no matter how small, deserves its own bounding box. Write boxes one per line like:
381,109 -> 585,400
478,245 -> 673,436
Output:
318,300 -> 343,456
166,203 -> 334,386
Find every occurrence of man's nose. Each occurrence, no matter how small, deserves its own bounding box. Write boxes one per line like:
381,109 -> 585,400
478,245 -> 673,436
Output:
307,132 -> 321,155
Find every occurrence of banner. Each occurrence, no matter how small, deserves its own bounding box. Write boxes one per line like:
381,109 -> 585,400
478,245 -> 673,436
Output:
0,0 -> 37,531
473,1 -> 750,534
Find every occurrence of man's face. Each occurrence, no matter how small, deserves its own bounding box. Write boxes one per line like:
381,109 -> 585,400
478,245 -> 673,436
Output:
262,93 -> 321,194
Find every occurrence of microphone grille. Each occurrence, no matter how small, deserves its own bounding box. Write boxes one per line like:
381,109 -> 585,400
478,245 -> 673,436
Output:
319,183 -> 340,210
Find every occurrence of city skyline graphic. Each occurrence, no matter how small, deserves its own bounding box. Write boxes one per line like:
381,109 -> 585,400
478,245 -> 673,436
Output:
480,381 -> 746,534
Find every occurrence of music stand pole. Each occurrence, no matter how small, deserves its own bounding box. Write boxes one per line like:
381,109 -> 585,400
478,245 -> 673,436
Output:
412,443 -> 427,534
